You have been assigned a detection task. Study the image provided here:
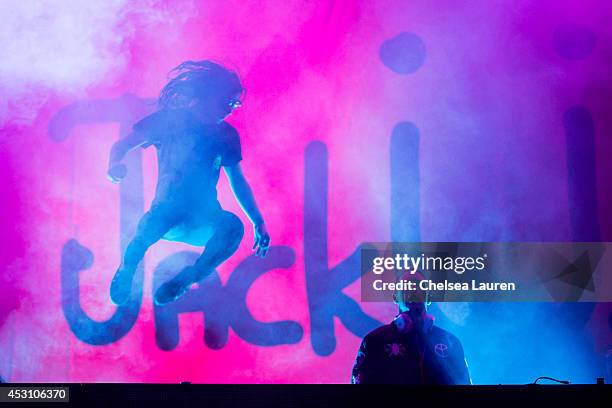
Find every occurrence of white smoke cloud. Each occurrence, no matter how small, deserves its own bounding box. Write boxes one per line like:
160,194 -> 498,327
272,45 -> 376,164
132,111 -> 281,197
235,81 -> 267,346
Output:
0,0 -> 195,125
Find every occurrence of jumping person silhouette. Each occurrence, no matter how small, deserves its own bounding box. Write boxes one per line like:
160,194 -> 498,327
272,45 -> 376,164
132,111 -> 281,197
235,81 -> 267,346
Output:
107,60 -> 270,306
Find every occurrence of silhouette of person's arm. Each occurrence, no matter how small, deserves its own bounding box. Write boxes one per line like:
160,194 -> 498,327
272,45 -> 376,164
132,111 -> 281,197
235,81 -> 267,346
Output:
447,335 -> 472,385
224,163 -> 270,257
455,340 -> 472,385
351,337 -> 373,384
107,130 -> 148,183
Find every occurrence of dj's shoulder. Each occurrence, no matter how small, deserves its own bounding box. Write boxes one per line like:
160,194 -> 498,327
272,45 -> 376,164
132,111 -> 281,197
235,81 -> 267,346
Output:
364,323 -> 395,341
430,325 -> 463,346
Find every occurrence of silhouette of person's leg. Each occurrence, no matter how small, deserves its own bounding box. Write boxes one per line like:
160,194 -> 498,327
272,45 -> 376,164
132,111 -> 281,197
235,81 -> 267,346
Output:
154,210 -> 244,305
111,202 -> 182,305
192,211 -> 244,278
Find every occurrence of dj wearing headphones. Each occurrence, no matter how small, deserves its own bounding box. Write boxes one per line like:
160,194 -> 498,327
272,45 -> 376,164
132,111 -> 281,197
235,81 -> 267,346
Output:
351,271 -> 471,384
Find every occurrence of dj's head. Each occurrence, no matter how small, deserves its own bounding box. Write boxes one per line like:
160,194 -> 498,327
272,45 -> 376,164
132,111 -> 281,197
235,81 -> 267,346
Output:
393,271 -> 429,317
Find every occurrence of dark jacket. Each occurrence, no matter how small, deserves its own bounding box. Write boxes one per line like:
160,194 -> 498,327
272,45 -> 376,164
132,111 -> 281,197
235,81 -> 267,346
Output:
351,322 -> 471,384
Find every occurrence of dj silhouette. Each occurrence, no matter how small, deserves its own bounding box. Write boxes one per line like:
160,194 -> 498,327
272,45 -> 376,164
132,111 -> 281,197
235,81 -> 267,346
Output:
351,272 -> 471,384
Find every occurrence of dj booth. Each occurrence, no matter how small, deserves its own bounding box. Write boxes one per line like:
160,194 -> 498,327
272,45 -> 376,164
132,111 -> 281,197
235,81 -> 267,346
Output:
1,384 -> 610,407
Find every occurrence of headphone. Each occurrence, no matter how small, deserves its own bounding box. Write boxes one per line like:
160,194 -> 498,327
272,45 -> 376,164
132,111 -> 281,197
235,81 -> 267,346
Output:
393,310 -> 435,334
